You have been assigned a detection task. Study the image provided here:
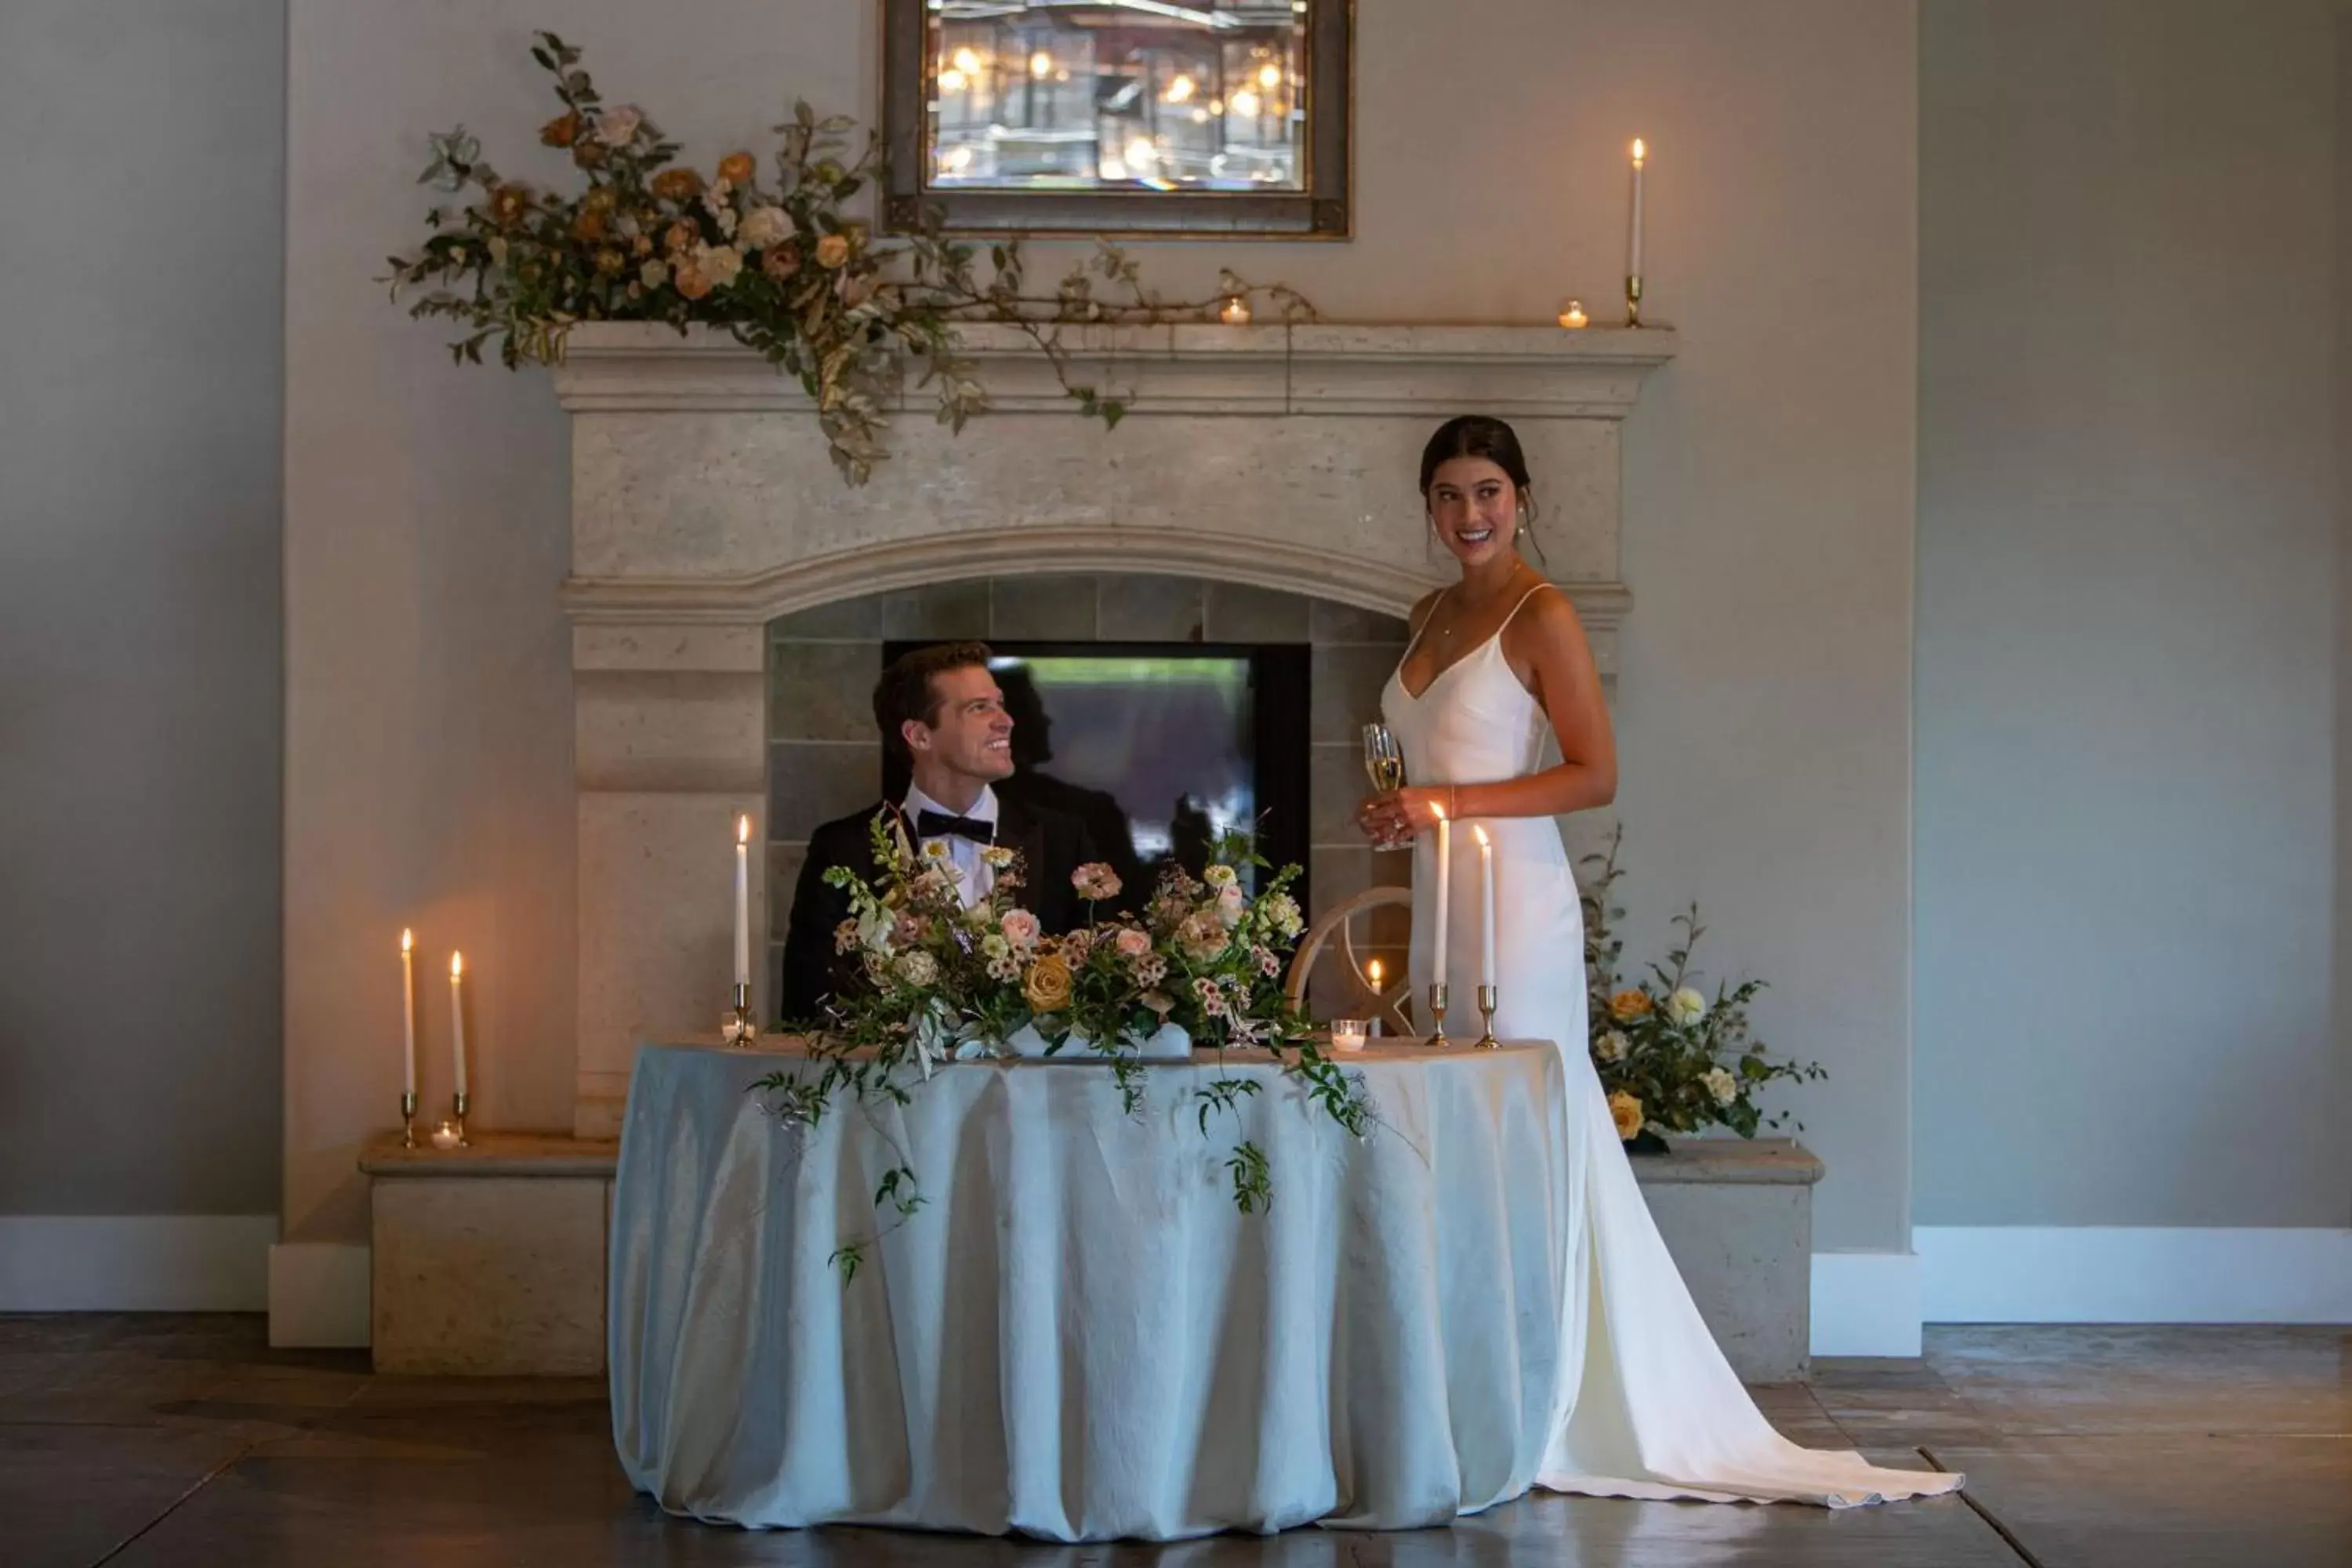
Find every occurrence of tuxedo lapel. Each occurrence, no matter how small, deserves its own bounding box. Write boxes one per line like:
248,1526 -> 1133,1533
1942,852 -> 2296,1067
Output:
997,800 -> 1048,913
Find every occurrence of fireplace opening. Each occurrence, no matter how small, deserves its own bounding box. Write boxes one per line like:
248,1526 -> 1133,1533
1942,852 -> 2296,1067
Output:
881,640 -> 1312,907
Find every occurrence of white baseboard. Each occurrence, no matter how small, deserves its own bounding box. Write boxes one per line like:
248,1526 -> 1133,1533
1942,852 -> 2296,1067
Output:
1918,1225 -> 2352,1323
266,1241 -> 372,1347
0,1215 -> 275,1310
1809,1249 -> 1923,1357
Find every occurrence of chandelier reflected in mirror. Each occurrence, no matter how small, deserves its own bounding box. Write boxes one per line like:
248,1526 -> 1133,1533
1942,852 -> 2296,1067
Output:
884,1 -> 1352,238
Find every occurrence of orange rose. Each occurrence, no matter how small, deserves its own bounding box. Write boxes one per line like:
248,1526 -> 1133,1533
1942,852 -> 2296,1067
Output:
1022,953 -> 1073,1014
539,111 -> 580,148
815,232 -> 851,269
717,151 -> 756,186
1608,1092 -> 1645,1141
673,261 -> 713,300
1608,989 -> 1654,1023
487,183 -> 531,227
663,220 -> 697,256
650,167 -> 704,203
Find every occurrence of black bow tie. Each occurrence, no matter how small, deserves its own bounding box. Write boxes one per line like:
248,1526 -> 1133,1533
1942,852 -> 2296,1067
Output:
915,809 -> 995,844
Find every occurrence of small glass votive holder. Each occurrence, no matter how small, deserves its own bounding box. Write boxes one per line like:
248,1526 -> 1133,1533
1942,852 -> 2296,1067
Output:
428,1120 -> 463,1150
1329,1018 -> 1369,1054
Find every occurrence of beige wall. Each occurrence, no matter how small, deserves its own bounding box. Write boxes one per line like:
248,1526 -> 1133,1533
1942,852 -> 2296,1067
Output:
1915,0 -> 2350,1227
285,0 -> 1921,1250
1,0 -> 285,1217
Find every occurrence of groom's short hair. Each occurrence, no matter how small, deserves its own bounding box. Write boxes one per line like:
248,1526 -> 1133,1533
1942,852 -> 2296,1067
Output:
875,641 -> 996,767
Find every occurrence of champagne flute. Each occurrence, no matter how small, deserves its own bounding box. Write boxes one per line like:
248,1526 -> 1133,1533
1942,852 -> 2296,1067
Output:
1362,722 -> 1408,852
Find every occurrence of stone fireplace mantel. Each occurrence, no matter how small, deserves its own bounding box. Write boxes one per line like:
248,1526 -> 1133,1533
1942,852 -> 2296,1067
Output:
554,321 -> 1674,1136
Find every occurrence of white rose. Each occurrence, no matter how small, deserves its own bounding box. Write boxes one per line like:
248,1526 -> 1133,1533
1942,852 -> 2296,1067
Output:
1702,1066 -> 1737,1106
895,950 -> 938,988
1670,987 -> 1708,1026
739,205 -> 793,251
1202,864 -> 1238,890
1596,1029 -> 1629,1063
696,243 -> 743,287
594,104 -> 644,146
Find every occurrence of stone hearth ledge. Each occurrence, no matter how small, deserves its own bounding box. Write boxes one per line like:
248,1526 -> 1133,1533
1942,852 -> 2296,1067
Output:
355,1125 -> 1815,1381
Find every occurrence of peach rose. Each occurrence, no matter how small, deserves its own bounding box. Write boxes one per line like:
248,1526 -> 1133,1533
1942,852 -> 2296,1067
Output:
1022,953 -> 1073,1014
673,260 -> 713,300
1608,1091 -> 1645,1141
651,167 -> 705,203
1609,989 -> 1654,1023
815,232 -> 851,269
717,151 -> 757,186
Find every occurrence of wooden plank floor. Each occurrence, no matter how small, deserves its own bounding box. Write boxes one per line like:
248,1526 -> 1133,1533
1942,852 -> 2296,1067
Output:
1,1316 -> 2343,1566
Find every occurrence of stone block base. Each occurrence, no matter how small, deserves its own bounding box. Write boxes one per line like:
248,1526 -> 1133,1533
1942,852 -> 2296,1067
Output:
362,1134 -> 619,1376
1632,1138 -> 1823,1382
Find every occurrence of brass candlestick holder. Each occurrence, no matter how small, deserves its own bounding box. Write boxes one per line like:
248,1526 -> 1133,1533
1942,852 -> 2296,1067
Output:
723,982 -> 756,1046
1426,982 -> 1451,1048
401,1091 -> 418,1149
448,1091 -> 470,1148
1625,273 -> 1644,328
1475,985 -> 1500,1050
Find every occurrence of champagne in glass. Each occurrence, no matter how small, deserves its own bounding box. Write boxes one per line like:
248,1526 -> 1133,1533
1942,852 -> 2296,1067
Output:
1362,723 -> 1408,851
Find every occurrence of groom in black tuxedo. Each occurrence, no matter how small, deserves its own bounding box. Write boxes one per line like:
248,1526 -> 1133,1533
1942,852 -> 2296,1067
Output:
779,641 -> 1100,1023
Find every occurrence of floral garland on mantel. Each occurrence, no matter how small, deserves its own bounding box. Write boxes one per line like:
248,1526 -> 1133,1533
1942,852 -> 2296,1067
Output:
384,32 -> 1314,484
754,818 -> 1373,1279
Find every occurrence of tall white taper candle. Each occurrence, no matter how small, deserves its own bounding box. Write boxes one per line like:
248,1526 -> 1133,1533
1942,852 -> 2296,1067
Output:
734,815 -> 752,988
1628,138 -> 1647,278
1474,827 -> 1495,989
1431,804 -> 1451,988
448,952 -> 467,1098
400,929 -> 416,1100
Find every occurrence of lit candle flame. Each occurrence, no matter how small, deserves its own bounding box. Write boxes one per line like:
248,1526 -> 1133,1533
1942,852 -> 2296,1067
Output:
401,928 -> 413,953
737,814 -> 751,845
1430,800 -> 1447,822
1632,137 -> 1647,168
1367,958 -> 1384,987
1029,49 -> 1053,77
1474,826 -> 1490,848
450,952 -> 463,980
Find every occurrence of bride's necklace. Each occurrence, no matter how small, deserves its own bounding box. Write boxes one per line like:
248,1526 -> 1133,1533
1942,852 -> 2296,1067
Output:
1432,569 -> 1534,639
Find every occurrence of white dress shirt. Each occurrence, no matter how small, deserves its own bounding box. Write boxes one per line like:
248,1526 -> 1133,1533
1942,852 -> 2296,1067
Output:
903,782 -> 1000,908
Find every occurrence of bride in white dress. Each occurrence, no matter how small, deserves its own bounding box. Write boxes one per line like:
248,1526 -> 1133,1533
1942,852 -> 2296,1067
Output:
1360,416 -> 1962,1508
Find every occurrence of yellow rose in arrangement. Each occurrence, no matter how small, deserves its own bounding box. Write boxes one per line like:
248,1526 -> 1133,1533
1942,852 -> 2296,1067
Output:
1608,989 -> 1653,1023
1607,1091 -> 1645,1142
1022,953 -> 1073,1014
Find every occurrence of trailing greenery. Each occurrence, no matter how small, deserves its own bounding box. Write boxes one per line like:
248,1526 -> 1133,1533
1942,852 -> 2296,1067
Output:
751,815 -> 1372,1273
385,32 -> 1312,483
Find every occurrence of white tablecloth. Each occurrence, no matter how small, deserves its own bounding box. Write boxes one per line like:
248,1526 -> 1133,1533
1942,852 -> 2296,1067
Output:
608,1040 -> 1571,1541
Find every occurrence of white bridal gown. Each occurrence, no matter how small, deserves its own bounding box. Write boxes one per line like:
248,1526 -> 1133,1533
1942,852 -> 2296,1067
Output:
1382,587 -> 1962,1508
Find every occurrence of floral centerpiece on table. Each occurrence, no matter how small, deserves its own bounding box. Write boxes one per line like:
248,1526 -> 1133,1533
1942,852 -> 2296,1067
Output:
753,815 -> 1370,1276
384,32 -> 1312,484
1580,828 -> 1825,1149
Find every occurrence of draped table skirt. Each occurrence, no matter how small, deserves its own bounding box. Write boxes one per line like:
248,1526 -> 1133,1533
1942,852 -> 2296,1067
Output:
608,1040 -> 1572,1541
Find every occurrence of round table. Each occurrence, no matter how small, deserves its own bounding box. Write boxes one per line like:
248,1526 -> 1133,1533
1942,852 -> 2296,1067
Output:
608,1039 -> 1572,1541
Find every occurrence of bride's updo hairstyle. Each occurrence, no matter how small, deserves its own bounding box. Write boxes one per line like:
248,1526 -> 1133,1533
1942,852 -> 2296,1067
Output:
1420,414 -> 1543,544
